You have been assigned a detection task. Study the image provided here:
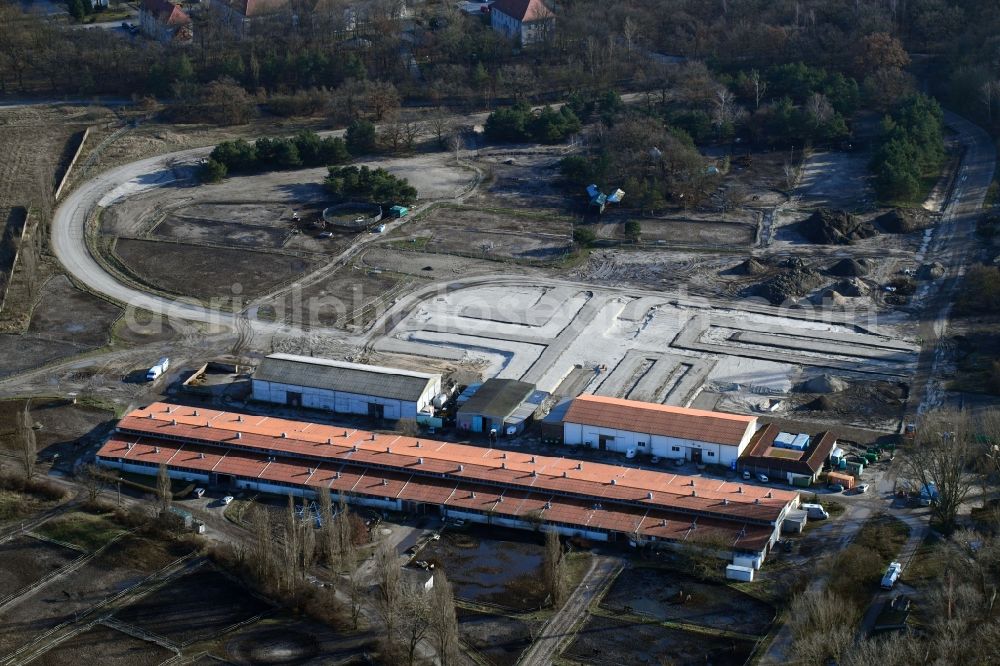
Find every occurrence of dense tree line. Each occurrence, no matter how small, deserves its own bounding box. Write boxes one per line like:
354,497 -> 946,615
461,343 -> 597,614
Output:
324,165 -> 417,205
870,94 -> 945,201
484,102 -> 581,144
204,131 -> 351,181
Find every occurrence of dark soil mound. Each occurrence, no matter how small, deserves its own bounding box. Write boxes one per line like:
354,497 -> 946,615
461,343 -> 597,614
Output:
802,395 -> 836,411
752,268 -> 826,305
826,258 -> 871,277
798,208 -> 878,245
875,208 -> 930,233
733,257 -> 769,275
227,629 -> 320,665
831,278 -> 868,297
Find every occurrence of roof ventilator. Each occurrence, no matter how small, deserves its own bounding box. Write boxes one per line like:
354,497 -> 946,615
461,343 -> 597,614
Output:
235,432 -> 241,440
418,457 -> 424,465
237,415 -> 243,423
470,491 -> 476,499
370,433 -> 376,441
545,501 -> 552,510
171,419 -> 177,426
738,486 -> 744,494
530,456 -> 536,463
722,498 -> 729,506
386,446 -> 391,453
415,441 -> 421,448
501,462 -> 507,469
766,491 -> 772,499
458,464 -> 464,472
610,478 -> 617,485
691,490 -> 696,496
381,479 -> 387,486
326,438 -> 333,445
647,492 -> 653,500
531,470 -> 537,477
576,462 -> 583,470
198,452 -> 205,459
501,452 -> 506,459
154,447 -> 160,454
280,432 -> 287,438
754,498 -> 761,504
343,430 -> 348,437
562,471 -> 567,478
147,413 -> 154,419
660,519 -> 667,527
351,445 -> 358,453
193,410 -> 199,416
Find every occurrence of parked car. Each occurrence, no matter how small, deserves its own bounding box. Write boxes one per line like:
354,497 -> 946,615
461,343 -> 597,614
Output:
856,483 -> 870,494
221,495 -> 235,505
192,487 -> 205,499
828,483 -> 845,493
742,470 -> 752,480
757,474 -> 769,483
650,456 -> 661,464
673,458 -> 684,467
318,231 -> 333,238
625,448 -> 637,459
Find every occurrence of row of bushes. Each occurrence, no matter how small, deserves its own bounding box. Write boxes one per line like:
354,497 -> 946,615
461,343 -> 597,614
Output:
203,130 -> 353,182
870,94 -> 945,202
324,165 -> 417,205
484,102 -> 582,144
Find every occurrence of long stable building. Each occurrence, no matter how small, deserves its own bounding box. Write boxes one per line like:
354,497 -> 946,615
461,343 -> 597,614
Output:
97,403 -> 800,566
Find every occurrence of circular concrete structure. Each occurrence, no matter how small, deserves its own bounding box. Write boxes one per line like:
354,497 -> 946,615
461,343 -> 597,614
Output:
321,202 -> 382,230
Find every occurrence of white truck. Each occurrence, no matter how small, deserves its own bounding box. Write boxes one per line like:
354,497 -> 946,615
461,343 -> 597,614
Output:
801,502 -> 830,520
146,357 -> 170,381
881,561 -> 902,590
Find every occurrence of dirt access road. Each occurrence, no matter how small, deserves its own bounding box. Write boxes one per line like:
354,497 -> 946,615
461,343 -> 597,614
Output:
911,112 -> 996,416
517,555 -> 622,666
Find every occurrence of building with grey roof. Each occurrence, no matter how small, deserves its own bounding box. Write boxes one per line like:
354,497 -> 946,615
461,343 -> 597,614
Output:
456,378 -> 544,436
251,353 -> 441,421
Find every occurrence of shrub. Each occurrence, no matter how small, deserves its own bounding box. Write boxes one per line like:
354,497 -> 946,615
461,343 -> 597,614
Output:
345,119 -> 377,155
324,165 -> 417,204
573,226 -> 596,246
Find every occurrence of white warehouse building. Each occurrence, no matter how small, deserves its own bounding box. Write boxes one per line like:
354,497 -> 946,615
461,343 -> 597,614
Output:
251,354 -> 441,421
562,395 -> 758,467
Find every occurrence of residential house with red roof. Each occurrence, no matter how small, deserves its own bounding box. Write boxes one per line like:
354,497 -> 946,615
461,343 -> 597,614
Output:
490,0 -> 554,46
138,0 -> 192,44
209,0 -> 292,38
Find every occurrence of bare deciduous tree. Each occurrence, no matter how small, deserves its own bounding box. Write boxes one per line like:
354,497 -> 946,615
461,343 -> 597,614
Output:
79,463 -> 106,503
749,68 -> 767,109
429,570 -> 459,666
156,462 -> 171,514
15,404 -> 36,480
903,411 -> 979,534
400,580 -> 431,665
543,529 -> 567,606
374,538 -> 402,642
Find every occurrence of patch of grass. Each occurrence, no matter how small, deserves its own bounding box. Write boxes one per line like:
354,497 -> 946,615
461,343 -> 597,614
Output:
35,511 -> 125,551
828,514 -> 909,610
388,236 -> 430,250
902,533 -> 947,584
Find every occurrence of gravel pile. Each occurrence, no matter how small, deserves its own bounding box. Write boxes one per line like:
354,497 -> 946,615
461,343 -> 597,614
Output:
798,208 -> 878,245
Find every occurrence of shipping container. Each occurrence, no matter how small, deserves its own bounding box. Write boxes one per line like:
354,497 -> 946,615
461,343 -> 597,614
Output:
726,564 -> 755,582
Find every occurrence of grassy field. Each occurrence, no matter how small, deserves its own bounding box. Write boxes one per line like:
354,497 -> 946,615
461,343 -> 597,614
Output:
35,511 -> 126,552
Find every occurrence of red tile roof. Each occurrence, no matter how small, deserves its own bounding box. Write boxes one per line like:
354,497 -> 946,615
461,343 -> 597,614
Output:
99,434 -> 776,551
742,425 -> 838,476
563,395 -> 757,447
141,0 -> 191,26
491,0 -> 553,22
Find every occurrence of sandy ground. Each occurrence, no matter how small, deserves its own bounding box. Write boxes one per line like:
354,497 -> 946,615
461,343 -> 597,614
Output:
376,280 -> 918,429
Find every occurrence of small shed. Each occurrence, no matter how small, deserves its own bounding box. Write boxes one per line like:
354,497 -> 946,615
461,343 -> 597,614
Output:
457,378 -> 538,436
389,205 -> 409,218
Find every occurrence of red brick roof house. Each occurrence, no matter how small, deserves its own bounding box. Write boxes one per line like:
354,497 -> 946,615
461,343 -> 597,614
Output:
138,0 -> 192,44
490,0 -> 554,47
209,0 -> 292,38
